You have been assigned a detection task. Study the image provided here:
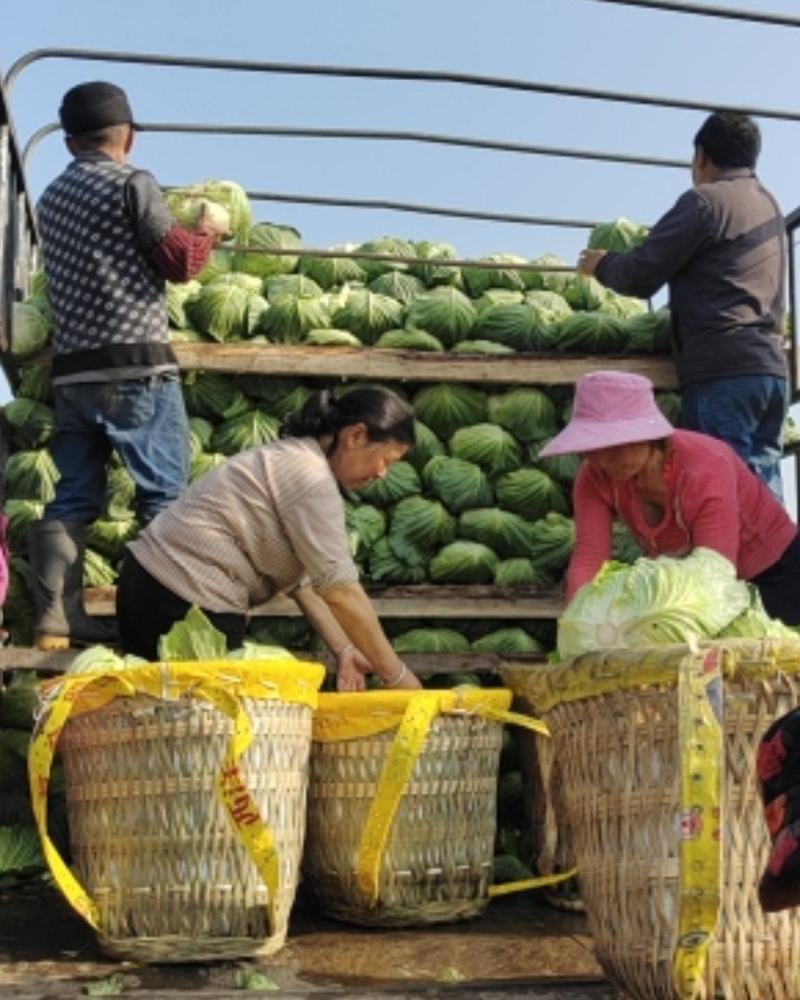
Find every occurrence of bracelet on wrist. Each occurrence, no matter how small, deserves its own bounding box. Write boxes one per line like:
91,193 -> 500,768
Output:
385,662 -> 407,688
336,642 -> 354,660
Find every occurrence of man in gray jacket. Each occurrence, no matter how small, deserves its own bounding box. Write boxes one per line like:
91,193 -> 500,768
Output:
578,112 -> 787,501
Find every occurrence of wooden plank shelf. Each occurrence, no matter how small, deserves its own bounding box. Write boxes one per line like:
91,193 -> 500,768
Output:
83,584 -> 566,620
172,342 -> 678,388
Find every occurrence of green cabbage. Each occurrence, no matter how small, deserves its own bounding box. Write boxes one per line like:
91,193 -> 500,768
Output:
488,388 -> 557,443
86,518 -> 138,562
158,605 -> 228,661
429,540 -> 499,584
527,253 -> 571,293
388,496 -> 455,556
332,289 -> 404,344
104,465 -> 136,521
11,301 -> 50,359
611,521 -> 643,564
599,291 -> 646,320
83,548 -> 117,587
458,508 -> 535,558
165,180 -> 251,241
354,236 -> 416,279
493,557 -> 553,588
472,627 -> 543,655
257,293 -> 331,344
165,279 -> 202,329
405,287 -> 476,347
16,365 -> 52,403
188,416 -> 215,458
5,450 -> 59,503
368,271 -> 425,305
524,289 -> 573,326
211,409 -> 281,455
405,421 -> 445,473
345,502 -> 386,560
588,216 -> 649,253
624,307 -> 672,353
354,461 -> 421,507
422,455 -> 494,513
525,512 -> 575,575
233,221 -> 301,277
451,339 -> 514,355
368,536 -> 427,584
189,451 -> 226,483
392,627 -> 470,654
299,248 -> 366,289
655,391 -> 681,426
462,254 -> 527,297
265,274 -> 322,300
495,467 -> 567,520
185,277 -> 264,341
475,289 -> 525,313
563,275 -> 607,311
472,303 -> 536,350
236,377 -> 312,418
558,548 -> 751,659
196,248 -> 235,283
3,399 -> 54,449
449,424 -> 522,476
529,439 -> 582,485
408,241 -> 461,286
717,586 -> 798,639
4,499 -> 44,554
183,372 -> 249,420
304,328 -> 362,347
555,311 -> 626,353
412,384 -> 488,442
374,327 -> 444,352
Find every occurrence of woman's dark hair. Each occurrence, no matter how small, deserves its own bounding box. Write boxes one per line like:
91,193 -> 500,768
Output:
694,112 -> 761,169
281,384 -> 416,447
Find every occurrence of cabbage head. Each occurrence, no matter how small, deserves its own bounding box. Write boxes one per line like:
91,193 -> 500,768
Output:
495,467 -> 567,520
422,455 -> 494,514
563,275 -> 607,312
458,508 -> 536,559
388,496 -> 455,557
184,373 -> 249,422
86,518 -> 138,561
367,536 -> 427,584
449,424 -> 521,476
475,289 -> 525,313
527,253 -> 570,293
237,377 -> 312,418
473,303 -> 536,351
355,236 -> 416,279
354,461 -> 421,507
409,241 -> 461,286
611,520 -> 643,564
429,540 -> 499,584
3,399 -> 54,449
185,277 -> 264,341
83,548 -> 117,587
264,274 -> 322,300
233,222 -> 301,277
12,301 -> 50,359
4,499 -> 44,554
451,340 -> 514,355
488,388 -> 557,443
332,289 -> 404,345
717,586 -> 799,639
345,502 -> 386,560
405,287 -> 476,347
555,311 -> 626,353
599,292 -> 646,320
196,248 -> 235,283
304,328 -> 362,347
405,420 -> 445,473
368,271 -> 425,305
374,328 -> 444,352
472,627 -> 543,655
494,557 -> 553,588
165,279 -> 202,329
165,179 -> 251,241
529,439 -> 582,485
525,512 -> 575,575
5,450 -> 59,503
558,548 -> 751,658
17,365 -> 52,403
188,416 -> 214,458
258,294 -> 331,344
624,307 -> 672,353
211,409 -> 281,455
104,465 -> 136,521
462,254 -> 527,297
392,627 -> 470,654
524,290 -> 573,326
588,217 -> 649,253
412,384 -> 487,442
299,247 -> 366,289
189,451 -> 226,483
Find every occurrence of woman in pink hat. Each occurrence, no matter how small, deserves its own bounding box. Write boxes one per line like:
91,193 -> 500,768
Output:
541,370 -> 800,624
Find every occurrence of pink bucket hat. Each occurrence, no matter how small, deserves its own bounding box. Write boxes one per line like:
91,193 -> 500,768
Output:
539,370 -> 674,457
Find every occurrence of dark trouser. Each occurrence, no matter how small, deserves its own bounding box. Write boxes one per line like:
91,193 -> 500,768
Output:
680,374 -> 787,504
117,551 -> 246,660
751,533 -> 800,626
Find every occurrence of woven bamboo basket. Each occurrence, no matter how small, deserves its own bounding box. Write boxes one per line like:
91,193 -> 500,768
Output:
502,638 -> 800,1000
303,687 -> 514,927
31,659 -> 324,963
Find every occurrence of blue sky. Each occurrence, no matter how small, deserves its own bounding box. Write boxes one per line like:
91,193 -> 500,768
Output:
3,0 -> 800,266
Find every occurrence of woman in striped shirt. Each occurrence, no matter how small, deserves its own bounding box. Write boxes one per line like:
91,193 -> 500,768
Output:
117,385 -> 422,691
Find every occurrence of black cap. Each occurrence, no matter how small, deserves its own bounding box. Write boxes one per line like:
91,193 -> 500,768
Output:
59,81 -> 138,136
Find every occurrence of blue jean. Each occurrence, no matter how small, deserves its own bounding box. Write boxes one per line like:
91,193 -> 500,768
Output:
46,374 -> 189,525
681,374 -> 787,503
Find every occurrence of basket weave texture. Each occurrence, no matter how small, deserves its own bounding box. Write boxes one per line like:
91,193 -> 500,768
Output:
60,693 -> 313,963
502,638 -> 800,1000
304,694 -> 506,927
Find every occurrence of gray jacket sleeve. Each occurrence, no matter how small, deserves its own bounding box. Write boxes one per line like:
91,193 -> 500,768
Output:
595,188 -> 712,299
124,170 -> 174,250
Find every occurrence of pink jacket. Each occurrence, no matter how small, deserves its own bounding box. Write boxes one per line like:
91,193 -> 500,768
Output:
566,430 -> 797,602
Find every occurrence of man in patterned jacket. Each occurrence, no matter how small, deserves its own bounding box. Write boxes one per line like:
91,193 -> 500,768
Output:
31,81 -> 223,649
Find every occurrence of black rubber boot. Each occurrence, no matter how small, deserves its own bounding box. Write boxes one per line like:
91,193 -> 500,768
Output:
28,519 -> 118,650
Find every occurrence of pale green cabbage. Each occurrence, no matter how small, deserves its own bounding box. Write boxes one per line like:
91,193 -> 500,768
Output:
412,384 -> 488,441
405,287 -> 476,347
449,423 -> 522,476
392,627 -> 470,654
488,388 -> 557,443
429,540 -> 499,584
332,289 -> 404,344
422,456 -> 494,514
233,221 -> 301,277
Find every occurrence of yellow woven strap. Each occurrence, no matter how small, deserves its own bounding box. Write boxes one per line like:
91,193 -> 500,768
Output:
29,661 -> 322,934
672,646 -> 723,999
488,866 -> 578,898
354,691 -> 550,906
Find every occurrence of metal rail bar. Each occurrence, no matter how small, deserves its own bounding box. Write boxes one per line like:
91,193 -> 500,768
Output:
20,120 -> 689,172
587,0 -> 800,28
6,48 -> 800,122
244,190 -> 600,229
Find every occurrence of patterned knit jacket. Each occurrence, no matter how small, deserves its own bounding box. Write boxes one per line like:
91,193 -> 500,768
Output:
37,156 -> 175,379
